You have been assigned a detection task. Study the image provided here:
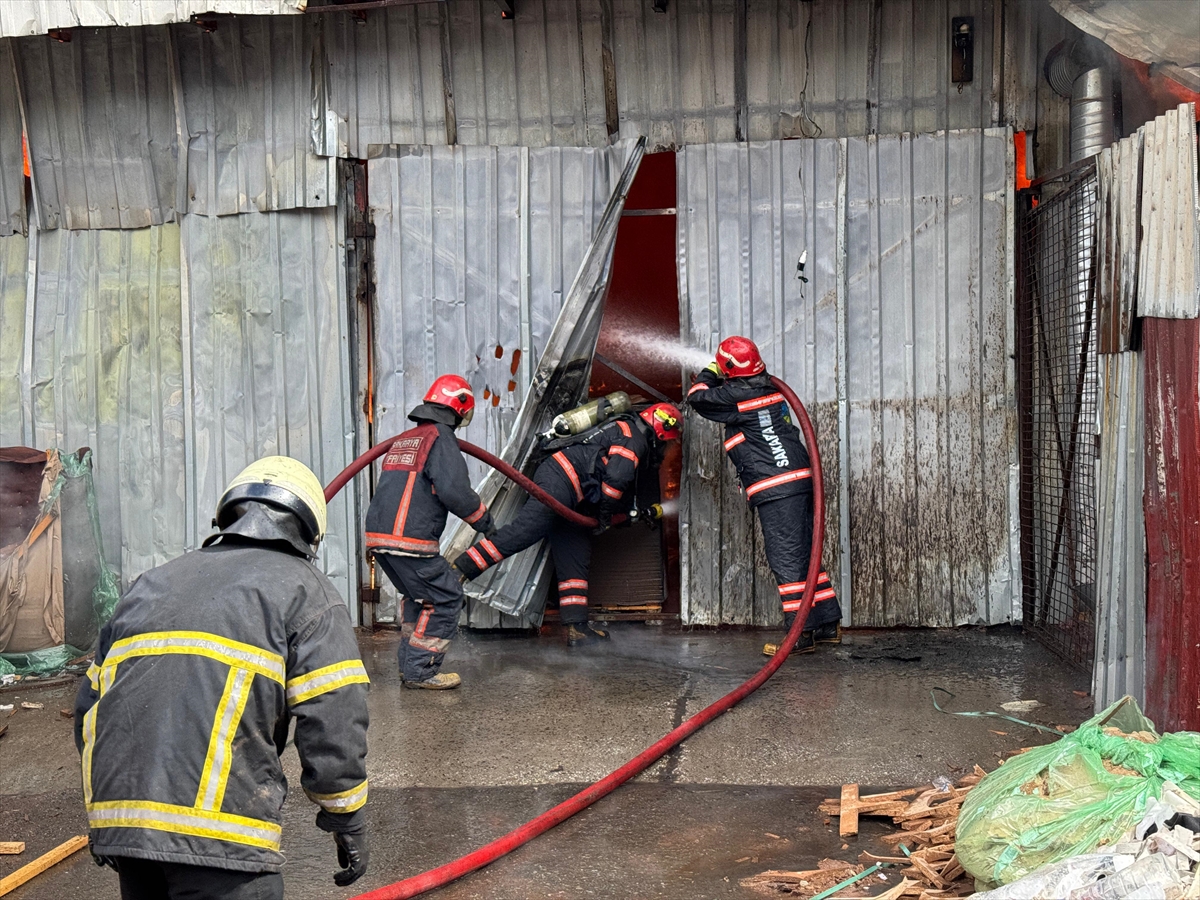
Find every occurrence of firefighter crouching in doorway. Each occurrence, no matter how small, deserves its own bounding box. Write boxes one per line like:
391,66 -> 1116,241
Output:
688,336 -> 841,655
74,457 -> 370,899
364,375 -> 496,690
454,402 -> 683,646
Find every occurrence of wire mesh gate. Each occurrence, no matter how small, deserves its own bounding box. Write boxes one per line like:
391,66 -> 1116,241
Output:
1017,166 -> 1100,671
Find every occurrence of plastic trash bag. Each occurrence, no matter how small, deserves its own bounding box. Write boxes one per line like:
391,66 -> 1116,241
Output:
957,697 -> 1200,888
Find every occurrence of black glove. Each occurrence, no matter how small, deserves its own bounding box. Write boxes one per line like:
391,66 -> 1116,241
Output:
90,849 -> 120,872
333,829 -> 369,887
591,511 -> 612,536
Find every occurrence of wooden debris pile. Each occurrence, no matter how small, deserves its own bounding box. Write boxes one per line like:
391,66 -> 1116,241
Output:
817,768 -> 991,899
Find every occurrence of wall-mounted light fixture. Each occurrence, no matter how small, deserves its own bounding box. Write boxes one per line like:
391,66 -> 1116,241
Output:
951,17 -> 974,85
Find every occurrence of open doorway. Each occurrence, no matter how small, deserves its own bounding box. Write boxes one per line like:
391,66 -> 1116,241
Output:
570,152 -> 683,621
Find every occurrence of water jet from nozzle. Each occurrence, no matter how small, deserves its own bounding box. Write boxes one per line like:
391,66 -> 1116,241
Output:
603,329 -> 715,373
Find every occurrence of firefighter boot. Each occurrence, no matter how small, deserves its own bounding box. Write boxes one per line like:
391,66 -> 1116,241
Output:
566,623 -> 610,647
814,622 -> 842,644
763,612 -> 814,657
403,672 -> 462,690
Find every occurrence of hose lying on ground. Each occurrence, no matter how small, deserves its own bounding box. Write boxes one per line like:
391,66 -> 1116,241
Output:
326,376 -> 825,900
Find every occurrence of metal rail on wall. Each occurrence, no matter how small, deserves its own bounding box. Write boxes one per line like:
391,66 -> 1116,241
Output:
1016,163 -> 1101,671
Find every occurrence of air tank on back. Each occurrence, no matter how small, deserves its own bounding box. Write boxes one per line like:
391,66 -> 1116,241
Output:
542,392 -> 632,441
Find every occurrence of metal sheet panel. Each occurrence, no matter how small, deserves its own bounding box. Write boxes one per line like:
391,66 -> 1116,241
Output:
1096,131 -> 1143,352
0,225 -> 188,585
0,1 -> 304,39
0,40 -> 26,237
180,207 -> 357,616
0,233 -> 29,439
1138,103 -> 1199,320
174,17 -> 335,217
1092,351 -> 1145,710
368,141 -> 633,627
1141,316 -> 1200,732
13,26 -> 180,230
677,129 -> 1016,627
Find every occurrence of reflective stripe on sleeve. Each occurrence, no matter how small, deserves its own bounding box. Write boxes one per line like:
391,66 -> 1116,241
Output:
481,539 -> 504,562
104,631 -> 286,685
553,452 -> 584,503
745,469 -> 812,497
608,446 -> 639,465
286,660 -> 370,707
304,779 -> 369,814
601,483 -> 622,499
723,432 -> 745,451
466,546 -> 489,571
87,800 -> 282,851
87,662 -> 100,690
617,421 -> 632,438
463,501 -> 488,524
687,382 -> 709,396
736,393 -> 784,412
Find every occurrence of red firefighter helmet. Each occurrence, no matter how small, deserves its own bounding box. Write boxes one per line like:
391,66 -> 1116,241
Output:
424,374 -> 475,425
716,335 -> 765,377
640,402 -> 683,441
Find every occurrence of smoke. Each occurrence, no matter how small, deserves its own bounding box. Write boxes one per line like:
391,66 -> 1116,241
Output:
604,328 -> 714,372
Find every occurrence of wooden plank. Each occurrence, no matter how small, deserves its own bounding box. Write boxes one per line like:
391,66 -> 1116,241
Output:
0,835 -> 88,896
839,784 -> 860,836
0,844 -> 25,855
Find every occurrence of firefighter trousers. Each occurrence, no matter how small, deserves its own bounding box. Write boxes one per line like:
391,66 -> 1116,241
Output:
115,857 -> 283,900
755,493 -> 841,631
455,464 -> 594,625
375,553 -> 464,682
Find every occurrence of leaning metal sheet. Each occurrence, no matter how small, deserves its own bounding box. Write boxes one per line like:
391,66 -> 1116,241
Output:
180,208 -> 357,617
368,140 -> 639,627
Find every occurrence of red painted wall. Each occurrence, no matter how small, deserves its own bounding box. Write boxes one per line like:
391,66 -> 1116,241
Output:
1142,316 -> 1200,732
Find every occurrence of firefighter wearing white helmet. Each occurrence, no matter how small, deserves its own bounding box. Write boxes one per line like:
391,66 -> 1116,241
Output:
75,456 -> 370,900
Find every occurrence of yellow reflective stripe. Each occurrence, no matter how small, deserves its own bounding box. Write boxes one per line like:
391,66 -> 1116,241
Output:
304,779 -> 368,813
99,663 -> 117,697
104,631 -> 285,685
86,662 -> 100,690
195,667 -> 253,811
286,661 -> 369,707
81,702 -> 99,805
88,800 -> 281,851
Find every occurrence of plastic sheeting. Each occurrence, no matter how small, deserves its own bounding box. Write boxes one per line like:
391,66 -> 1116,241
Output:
181,208 -> 356,613
0,0 -> 305,39
368,141 -> 636,627
678,129 -> 1017,627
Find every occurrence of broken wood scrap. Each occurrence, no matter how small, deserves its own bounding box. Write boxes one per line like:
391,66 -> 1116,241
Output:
0,834 -> 88,896
0,843 -> 25,855
740,863 -> 863,897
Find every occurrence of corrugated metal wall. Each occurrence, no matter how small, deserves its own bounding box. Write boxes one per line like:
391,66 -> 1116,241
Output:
316,0 -> 1004,157
368,142 -> 628,626
679,128 -> 1017,627
0,40 -> 25,236
0,1 -> 303,39
180,208 -> 357,606
0,234 -> 29,437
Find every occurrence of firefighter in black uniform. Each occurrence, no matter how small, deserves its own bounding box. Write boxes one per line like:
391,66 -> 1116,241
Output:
454,402 -> 682,646
688,335 -> 841,655
364,374 -> 496,690
75,456 -> 369,899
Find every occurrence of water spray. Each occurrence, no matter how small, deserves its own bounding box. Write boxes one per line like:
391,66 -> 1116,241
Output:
324,376 -> 825,900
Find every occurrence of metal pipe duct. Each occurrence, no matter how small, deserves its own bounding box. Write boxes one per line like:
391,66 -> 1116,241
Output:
1071,68 -> 1115,161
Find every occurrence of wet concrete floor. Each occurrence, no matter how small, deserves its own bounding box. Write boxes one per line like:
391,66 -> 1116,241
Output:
1,625 -> 1091,898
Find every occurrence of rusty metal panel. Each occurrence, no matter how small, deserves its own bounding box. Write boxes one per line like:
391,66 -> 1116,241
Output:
180,207 -> 357,619
1092,351 -> 1145,710
0,40 -> 26,237
1141,316 -> 1200,732
1138,102 -> 1199,320
174,17 -> 335,217
0,1 -> 304,39
677,129 -> 1015,627
1096,131 -> 1143,352
0,225 -> 188,585
13,26 -> 181,230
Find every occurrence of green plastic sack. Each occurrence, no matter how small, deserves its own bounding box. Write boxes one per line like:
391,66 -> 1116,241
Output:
957,697 -> 1200,888
0,644 -> 89,678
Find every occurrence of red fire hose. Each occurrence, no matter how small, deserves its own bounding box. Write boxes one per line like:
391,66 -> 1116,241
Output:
332,376 -> 824,900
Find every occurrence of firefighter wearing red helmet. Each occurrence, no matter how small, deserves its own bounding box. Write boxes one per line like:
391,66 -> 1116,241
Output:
454,401 -> 682,646
688,336 -> 841,655
364,375 -> 495,689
